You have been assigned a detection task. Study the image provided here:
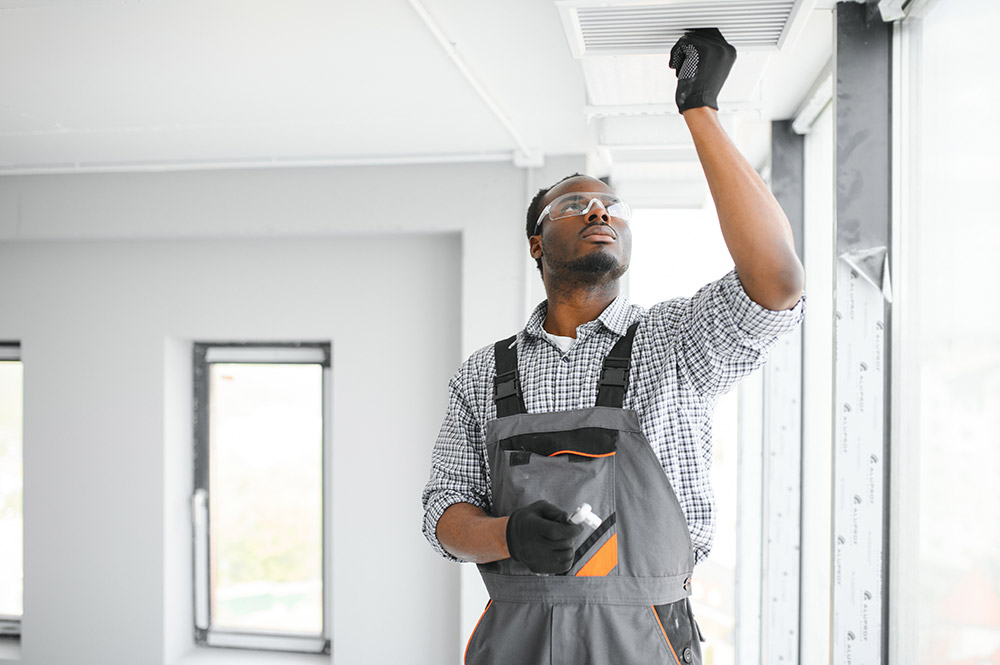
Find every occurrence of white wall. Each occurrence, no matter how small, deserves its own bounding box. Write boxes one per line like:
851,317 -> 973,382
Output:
0,156 -> 585,665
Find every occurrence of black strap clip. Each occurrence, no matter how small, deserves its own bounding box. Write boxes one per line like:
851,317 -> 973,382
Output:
599,360 -> 630,389
493,370 -> 522,401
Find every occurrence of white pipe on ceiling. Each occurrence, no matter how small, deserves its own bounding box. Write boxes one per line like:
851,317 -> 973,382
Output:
406,0 -> 541,166
0,151 -> 515,176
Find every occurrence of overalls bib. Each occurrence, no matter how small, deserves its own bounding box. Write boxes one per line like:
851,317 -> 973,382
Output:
465,322 -> 704,665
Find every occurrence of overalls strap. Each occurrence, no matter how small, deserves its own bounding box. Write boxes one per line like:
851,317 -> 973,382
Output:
596,321 -> 640,408
493,335 -> 526,417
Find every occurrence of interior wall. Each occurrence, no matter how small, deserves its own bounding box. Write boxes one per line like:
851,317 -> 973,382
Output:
1,235 -> 460,665
0,156 -> 586,665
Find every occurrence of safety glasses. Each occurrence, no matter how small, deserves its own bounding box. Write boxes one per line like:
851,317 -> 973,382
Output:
534,192 -> 631,234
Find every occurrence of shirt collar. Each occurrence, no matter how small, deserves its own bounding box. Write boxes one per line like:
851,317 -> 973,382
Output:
524,293 -> 634,340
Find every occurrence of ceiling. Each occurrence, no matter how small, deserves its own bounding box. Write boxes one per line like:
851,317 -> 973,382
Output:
0,0 -> 835,194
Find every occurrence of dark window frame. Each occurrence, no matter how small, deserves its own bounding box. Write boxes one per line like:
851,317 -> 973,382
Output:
192,342 -> 331,655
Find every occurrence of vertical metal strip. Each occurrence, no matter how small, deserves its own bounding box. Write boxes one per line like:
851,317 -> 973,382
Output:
833,4 -> 893,665
762,120 -> 805,665
322,362 -> 333,654
888,16 -> 921,665
191,344 -> 211,639
772,120 -> 806,263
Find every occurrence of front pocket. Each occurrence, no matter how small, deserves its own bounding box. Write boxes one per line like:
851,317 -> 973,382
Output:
490,427 -> 619,577
652,599 -> 702,665
464,600 -> 492,665
464,601 -> 552,665
552,604 -> 685,664
651,605 -> 682,665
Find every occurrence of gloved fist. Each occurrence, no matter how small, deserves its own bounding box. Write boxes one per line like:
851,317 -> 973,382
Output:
669,27 -> 737,113
506,500 -> 584,574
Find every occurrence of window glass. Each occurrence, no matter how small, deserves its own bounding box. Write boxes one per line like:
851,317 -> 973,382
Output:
0,358 -> 23,619
208,362 -> 324,635
629,208 -> 739,665
913,1 -> 1000,662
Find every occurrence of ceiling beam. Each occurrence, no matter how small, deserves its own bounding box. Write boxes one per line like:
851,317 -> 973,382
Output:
406,0 -> 543,167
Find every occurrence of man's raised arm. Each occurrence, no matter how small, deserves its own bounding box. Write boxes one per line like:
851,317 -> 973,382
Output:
670,29 -> 805,311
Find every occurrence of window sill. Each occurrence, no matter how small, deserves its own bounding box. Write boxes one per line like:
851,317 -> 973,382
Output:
0,637 -> 21,663
174,646 -> 328,665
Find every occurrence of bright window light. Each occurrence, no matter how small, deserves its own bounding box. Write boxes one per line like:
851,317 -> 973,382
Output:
0,345 -> 23,631
911,1 -> 1000,662
194,345 -> 328,653
628,208 -> 739,665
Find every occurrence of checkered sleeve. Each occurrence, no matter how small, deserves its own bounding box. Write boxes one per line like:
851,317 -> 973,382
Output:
656,268 -> 804,397
421,362 -> 491,561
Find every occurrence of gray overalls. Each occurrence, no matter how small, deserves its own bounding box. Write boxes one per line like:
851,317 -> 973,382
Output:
465,322 -> 705,665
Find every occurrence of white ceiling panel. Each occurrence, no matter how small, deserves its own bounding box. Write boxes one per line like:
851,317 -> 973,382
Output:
0,0 -> 523,169
0,0 -> 834,175
415,0 -> 591,155
600,114 -> 695,146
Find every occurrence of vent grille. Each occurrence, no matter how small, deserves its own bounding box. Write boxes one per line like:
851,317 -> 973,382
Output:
559,0 -> 801,57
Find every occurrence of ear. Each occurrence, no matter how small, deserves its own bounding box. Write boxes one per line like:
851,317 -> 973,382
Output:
529,235 -> 543,259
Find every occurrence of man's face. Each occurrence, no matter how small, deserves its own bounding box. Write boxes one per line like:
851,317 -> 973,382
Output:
530,176 -> 632,285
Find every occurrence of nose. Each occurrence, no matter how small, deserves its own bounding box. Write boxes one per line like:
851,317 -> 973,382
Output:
582,199 -> 610,222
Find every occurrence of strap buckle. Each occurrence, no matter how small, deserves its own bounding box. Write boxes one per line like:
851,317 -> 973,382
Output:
493,370 -> 522,401
599,362 -> 630,388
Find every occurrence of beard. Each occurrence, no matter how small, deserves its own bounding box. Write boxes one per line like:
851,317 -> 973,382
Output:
543,238 -> 629,285
568,251 -> 622,276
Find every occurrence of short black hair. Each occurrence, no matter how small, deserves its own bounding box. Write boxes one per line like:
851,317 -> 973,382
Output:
525,172 -> 586,276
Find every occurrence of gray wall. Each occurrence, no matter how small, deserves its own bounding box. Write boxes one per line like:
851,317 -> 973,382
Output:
0,156 -> 584,665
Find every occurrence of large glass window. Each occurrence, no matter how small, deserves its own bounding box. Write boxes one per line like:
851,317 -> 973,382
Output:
0,343 -> 22,637
193,344 -> 329,653
629,208 -> 743,665
906,1 -> 1000,662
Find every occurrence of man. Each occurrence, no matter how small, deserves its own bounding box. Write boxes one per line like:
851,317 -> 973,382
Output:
422,28 -> 804,664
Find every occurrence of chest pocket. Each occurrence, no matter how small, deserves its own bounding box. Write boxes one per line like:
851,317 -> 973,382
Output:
490,424 -> 619,577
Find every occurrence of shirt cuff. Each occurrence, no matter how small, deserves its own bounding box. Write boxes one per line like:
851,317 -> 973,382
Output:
423,491 -> 489,562
721,269 -> 805,339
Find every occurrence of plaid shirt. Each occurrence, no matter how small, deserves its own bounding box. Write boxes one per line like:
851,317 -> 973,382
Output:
422,269 -> 804,564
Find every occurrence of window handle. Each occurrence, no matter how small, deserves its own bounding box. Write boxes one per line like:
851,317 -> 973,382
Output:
192,489 -> 209,630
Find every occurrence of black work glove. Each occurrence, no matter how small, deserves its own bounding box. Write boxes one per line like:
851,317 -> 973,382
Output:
669,28 -> 737,113
506,500 -> 584,574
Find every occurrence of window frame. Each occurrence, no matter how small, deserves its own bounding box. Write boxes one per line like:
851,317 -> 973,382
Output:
0,341 -> 22,640
192,342 -> 331,655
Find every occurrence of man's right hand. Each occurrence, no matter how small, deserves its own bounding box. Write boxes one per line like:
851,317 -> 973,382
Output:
506,500 -> 584,574
669,27 -> 737,113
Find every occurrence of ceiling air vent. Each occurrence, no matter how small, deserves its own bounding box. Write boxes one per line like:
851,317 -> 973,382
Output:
557,0 -> 812,57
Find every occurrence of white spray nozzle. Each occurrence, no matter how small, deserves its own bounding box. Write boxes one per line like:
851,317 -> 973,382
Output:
568,503 -> 603,529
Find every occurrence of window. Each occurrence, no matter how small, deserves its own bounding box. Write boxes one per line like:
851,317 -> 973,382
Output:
192,343 -> 330,653
900,2 -> 1000,663
0,343 -> 22,638
628,208 -> 746,665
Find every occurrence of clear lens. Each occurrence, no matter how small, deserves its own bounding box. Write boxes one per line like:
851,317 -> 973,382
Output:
549,193 -> 628,221
534,191 -> 631,234
606,201 -> 630,220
